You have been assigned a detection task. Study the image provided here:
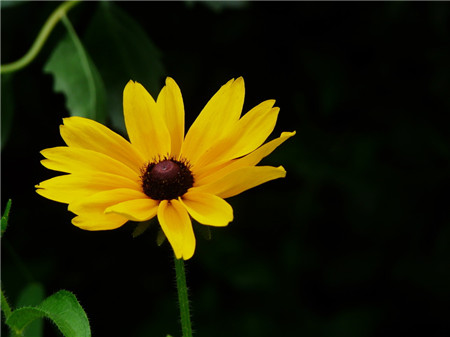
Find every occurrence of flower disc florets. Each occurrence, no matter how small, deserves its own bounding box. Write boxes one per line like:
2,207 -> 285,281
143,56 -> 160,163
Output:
141,158 -> 194,200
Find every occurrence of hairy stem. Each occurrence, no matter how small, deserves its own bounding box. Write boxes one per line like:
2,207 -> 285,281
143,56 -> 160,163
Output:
1,287 -> 12,320
174,256 -> 193,337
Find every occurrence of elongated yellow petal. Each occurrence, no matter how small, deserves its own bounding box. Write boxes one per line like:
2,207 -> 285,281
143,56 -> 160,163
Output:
69,188 -> 146,214
72,214 -> 128,231
181,77 -> 245,165
179,191 -> 233,227
60,116 -> 145,173
36,172 -> 140,204
193,166 -> 286,199
195,101 -> 279,167
41,147 -> 139,180
157,200 -> 195,260
123,80 -> 171,160
68,188 -> 145,230
157,77 -> 185,158
195,131 -> 296,186
105,198 -> 159,222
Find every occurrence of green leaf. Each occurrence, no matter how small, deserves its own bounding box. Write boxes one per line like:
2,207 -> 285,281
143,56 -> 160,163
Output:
156,229 -> 166,247
196,223 -> 212,241
1,199 -> 12,236
1,74 -> 14,150
132,220 -> 151,238
84,1 -> 165,134
15,283 -> 45,337
44,20 -> 107,123
6,290 -> 91,337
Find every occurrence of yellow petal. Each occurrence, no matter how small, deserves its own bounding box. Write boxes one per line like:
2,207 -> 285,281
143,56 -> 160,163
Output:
157,77 -> 185,158
35,172 -> 140,204
72,213 -> 128,231
181,77 -> 245,165
195,101 -> 279,167
68,188 -> 145,230
60,116 -> 145,173
179,191 -> 233,227
157,200 -> 195,260
193,166 -> 286,199
105,198 -> 159,222
40,147 -> 138,180
123,80 -> 171,160
195,131 -> 296,186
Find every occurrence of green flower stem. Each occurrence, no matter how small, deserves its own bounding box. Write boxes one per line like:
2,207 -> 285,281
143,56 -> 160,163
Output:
174,256 -> 193,337
0,0 -> 80,74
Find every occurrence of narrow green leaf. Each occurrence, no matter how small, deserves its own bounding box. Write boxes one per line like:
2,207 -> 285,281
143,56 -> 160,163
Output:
84,1 -> 165,134
6,290 -> 91,337
156,229 -> 166,247
1,199 -> 12,236
1,73 -> 14,150
44,21 -> 106,123
15,283 -> 45,337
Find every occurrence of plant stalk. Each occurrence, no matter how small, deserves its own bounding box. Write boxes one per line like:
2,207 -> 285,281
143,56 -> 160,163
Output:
1,0 -> 80,74
174,256 -> 193,337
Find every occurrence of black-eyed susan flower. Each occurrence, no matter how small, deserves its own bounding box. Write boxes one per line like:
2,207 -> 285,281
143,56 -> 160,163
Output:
36,77 -> 295,260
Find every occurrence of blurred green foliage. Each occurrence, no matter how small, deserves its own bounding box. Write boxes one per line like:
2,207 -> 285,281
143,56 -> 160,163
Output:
1,1 -> 449,337
14,283 -> 45,337
44,25 -> 107,124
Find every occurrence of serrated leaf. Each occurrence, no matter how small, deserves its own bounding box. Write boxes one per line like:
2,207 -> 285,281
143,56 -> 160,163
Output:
44,28 -> 107,123
15,283 -> 45,337
1,198 -> 12,236
84,1 -> 165,134
6,290 -> 91,337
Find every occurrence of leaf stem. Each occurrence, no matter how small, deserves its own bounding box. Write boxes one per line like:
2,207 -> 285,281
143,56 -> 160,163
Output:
0,0 -> 81,74
1,287 -> 12,320
174,256 -> 193,337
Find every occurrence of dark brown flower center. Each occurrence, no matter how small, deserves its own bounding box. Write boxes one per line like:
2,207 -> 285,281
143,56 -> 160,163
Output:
141,159 -> 194,200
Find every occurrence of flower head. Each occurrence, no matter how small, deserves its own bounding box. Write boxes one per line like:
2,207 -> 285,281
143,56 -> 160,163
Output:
36,77 -> 295,260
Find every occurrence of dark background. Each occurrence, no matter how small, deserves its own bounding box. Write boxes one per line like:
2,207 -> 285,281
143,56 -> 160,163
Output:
2,1 -> 450,337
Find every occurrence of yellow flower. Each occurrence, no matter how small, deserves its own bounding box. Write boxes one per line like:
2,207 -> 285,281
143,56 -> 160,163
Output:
36,77 -> 295,260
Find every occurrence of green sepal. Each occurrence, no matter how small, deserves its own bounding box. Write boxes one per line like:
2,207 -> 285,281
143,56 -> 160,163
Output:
132,220 -> 152,238
1,198 -> 12,236
6,290 -> 91,337
156,229 -> 167,247
196,223 -> 212,241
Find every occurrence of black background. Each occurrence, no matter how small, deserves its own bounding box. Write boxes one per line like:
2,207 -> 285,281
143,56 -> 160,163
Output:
2,1 -> 450,337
